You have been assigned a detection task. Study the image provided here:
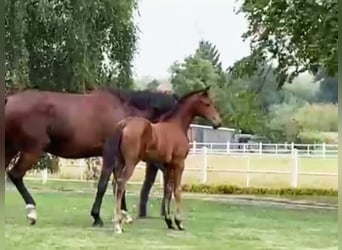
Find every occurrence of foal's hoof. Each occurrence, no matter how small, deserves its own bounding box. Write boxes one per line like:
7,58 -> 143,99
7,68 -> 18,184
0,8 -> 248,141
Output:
121,210 -> 133,224
175,218 -> 185,231
114,224 -> 123,234
92,219 -> 104,227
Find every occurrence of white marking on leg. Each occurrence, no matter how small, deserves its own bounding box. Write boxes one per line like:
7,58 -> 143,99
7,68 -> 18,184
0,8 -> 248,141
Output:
26,204 -> 37,222
121,210 -> 133,224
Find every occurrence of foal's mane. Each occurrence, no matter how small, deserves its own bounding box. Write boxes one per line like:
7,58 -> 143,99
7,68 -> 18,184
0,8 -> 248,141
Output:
97,86 -> 178,112
159,88 -> 207,121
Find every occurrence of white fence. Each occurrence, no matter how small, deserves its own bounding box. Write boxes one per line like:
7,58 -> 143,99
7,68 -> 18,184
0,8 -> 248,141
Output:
27,142 -> 338,189
190,142 -> 338,157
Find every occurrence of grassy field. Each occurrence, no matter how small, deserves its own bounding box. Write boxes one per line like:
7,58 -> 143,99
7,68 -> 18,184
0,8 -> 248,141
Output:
5,190 -> 337,250
28,154 -> 338,189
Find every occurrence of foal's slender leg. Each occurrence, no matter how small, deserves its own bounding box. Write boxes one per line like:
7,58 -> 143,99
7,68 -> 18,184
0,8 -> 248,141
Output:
173,162 -> 185,230
163,167 -> 175,229
111,178 -> 132,224
7,152 -> 41,225
114,160 -> 138,234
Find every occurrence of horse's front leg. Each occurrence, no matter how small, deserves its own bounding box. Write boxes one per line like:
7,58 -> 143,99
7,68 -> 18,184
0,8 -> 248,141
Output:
91,167 -> 112,227
7,151 -> 41,225
138,161 -> 159,217
173,161 -> 185,230
163,167 -> 175,229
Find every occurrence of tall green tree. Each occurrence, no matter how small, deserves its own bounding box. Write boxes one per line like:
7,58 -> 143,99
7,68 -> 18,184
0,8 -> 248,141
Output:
170,40 -> 268,134
5,0 -> 138,92
231,0 -> 338,88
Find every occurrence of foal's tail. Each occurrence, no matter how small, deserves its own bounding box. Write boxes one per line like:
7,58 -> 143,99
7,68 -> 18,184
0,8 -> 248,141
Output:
103,120 -> 127,178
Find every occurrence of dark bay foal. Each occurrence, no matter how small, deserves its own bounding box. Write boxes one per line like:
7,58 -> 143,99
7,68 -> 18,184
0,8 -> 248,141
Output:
106,86 -> 222,233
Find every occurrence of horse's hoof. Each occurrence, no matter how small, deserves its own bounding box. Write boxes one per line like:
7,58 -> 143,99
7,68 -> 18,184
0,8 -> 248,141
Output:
121,210 -> 133,224
28,217 -> 36,225
92,219 -> 104,227
165,217 -> 175,230
175,218 -> 185,231
26,204 -> 37,225
114,224 -> 123,234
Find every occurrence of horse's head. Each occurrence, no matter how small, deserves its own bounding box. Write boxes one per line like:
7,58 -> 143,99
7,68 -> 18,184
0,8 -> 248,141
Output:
189,86 -> 222,129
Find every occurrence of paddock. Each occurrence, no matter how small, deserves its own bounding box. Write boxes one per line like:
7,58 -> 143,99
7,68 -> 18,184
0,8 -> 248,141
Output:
5,186 -> 337,250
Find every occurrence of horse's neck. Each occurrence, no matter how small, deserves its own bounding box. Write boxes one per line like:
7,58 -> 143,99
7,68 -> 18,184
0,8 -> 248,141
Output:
165,104 -> 195,133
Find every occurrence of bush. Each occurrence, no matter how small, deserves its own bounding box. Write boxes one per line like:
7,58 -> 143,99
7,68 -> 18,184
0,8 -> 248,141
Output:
294,103 -> 338,132
84,157 -> 101,181
298,131 -> 338,144
181,184 -> 337,197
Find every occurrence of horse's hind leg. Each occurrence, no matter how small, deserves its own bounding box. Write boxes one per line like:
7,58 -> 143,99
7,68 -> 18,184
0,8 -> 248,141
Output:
7,151 -> 42,225
114,160 -> 138,234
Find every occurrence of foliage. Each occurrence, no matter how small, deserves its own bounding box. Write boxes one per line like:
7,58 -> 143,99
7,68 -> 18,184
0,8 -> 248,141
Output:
84,158 -> 101,181
266,95 -> 305,142
294,103 -> 338,132
5,0 -> 138,92
146,79 -> 160,91
170,40 -> 267,134
231,0 -> 338,88
32,154 -> 59,174
314,69 -> 338,103
182,184 -> 338,196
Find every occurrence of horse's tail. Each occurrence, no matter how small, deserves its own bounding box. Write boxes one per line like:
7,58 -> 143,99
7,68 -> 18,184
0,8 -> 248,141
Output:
103,120 -> 127,178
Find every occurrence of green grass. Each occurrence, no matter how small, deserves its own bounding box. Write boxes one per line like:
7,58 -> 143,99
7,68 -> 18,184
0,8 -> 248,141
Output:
5,190 -> 337,250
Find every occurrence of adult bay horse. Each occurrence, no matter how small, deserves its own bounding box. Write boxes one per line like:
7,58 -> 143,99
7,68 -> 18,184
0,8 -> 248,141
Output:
105,86 -> 222,233
5,87 -> 178,226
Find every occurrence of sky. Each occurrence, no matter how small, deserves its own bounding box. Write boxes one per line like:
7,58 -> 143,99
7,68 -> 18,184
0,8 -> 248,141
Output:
132,0 -> 251,80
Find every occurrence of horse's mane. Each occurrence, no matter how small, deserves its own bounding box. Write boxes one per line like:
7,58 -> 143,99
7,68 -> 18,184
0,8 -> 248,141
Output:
159,88 -> 206,121
97,86 -> 178,113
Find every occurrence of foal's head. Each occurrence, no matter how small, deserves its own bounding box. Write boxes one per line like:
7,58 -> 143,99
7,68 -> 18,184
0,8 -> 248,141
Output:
185,86 -> 222,129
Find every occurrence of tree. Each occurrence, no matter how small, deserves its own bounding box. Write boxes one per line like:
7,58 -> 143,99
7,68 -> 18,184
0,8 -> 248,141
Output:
314,70 -> 338,103
146,79 -> 160,91
5,0 -> 138,92
170,40 -> 268,134
231,0 -> 338,88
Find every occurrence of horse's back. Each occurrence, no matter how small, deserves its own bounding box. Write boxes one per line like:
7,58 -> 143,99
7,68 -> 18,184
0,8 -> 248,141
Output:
5,89 -> 118,156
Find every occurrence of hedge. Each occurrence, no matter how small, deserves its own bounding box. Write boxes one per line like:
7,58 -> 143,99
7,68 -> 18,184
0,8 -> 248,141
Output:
181,184 -> 337,197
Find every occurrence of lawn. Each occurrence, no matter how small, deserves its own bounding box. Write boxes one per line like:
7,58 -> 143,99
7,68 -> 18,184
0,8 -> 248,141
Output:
5,190 -> 338,250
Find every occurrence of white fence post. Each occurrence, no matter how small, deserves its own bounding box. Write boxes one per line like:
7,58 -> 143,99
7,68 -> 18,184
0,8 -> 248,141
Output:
291,142 -> 294,155
322,142 -> 326,158
193,140 -> 197,153
226,141 -> 230,154
41,168 -> 48,184
259,142 -> 262,155
246,156 -> 250,187
291,149 -> 298,188
201,147 -> 208,184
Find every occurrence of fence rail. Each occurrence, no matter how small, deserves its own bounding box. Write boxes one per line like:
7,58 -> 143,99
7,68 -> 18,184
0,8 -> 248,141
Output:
190,142 -> 338,157
26,142 -> 338,190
